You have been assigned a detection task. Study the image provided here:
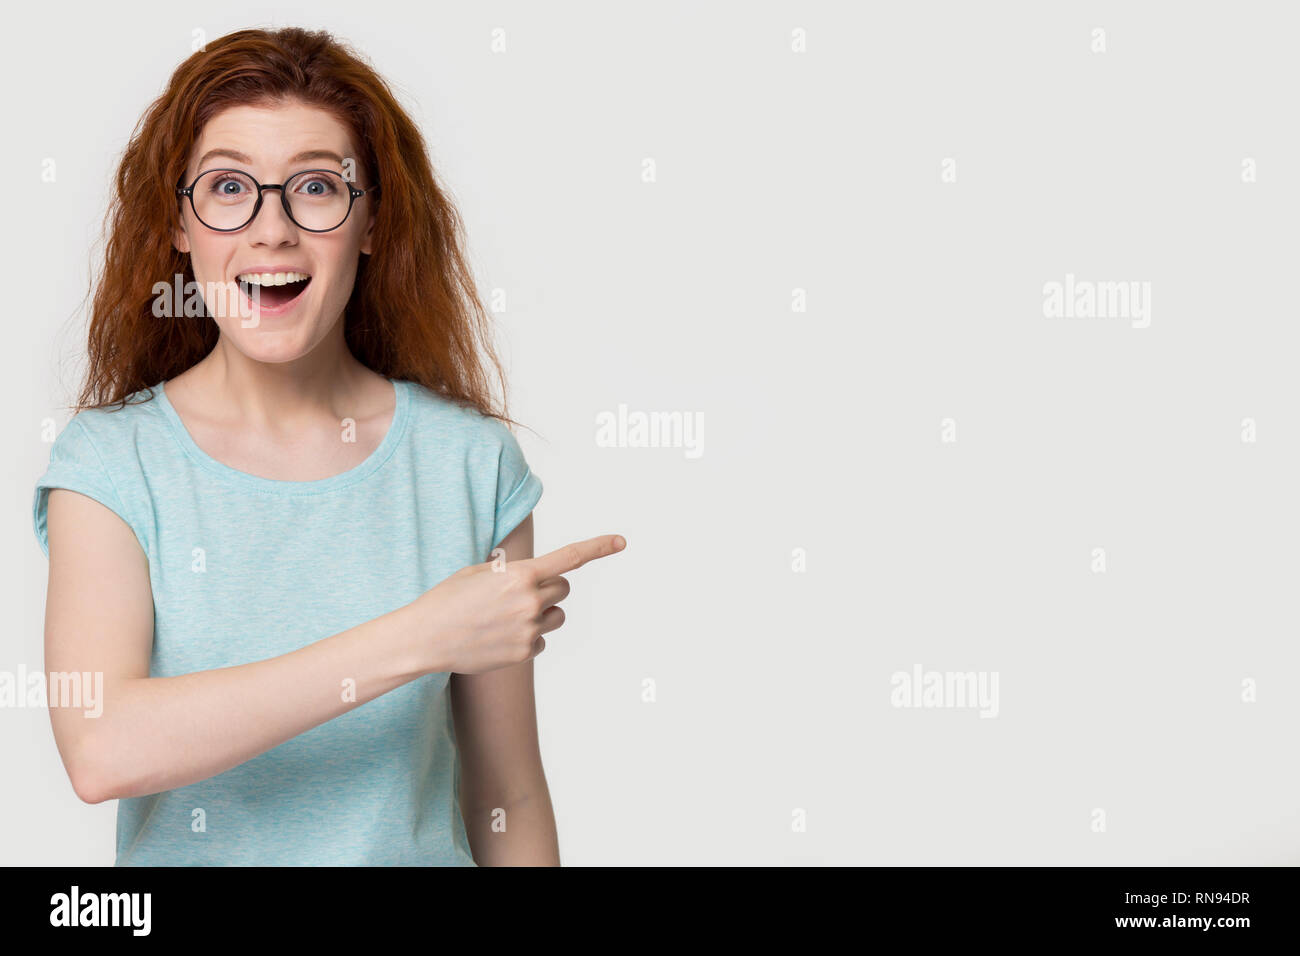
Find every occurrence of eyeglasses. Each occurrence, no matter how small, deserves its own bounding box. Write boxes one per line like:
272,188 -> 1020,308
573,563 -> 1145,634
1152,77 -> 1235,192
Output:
176,168 -> 380,233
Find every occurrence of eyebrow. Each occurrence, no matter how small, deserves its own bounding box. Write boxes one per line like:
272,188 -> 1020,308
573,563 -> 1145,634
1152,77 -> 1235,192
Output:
195,148 -> 348,170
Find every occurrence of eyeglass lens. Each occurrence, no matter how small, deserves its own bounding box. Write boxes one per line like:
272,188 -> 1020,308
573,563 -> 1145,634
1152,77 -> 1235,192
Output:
190,169 -> 352,231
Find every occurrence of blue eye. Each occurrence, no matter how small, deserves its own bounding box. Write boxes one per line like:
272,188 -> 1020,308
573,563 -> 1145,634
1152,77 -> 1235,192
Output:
207,174 -> 251,197
294,176 -> 339,197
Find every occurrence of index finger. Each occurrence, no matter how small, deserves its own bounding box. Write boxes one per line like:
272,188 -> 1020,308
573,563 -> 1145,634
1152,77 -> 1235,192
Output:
528,534 -> 626,579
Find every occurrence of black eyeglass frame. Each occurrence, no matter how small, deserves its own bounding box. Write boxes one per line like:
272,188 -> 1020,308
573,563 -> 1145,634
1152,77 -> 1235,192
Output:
175,167 -> 380,233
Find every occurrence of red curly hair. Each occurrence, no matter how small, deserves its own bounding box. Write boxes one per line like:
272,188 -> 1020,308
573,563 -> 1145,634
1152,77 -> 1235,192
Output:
75,26 -> 516,426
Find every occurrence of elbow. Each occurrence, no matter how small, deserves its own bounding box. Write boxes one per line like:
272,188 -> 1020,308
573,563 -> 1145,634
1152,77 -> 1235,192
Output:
68,762 -> 112,804
63,734 -> 118,805
71,773 -> 111,805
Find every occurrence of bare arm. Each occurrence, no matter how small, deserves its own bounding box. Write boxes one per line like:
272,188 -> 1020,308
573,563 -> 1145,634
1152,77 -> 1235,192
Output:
43,488 -> 435,804
451,513 -> 561,866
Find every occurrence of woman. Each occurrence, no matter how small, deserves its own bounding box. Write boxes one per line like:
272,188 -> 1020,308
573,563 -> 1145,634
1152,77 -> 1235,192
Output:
32,26 -> 624,866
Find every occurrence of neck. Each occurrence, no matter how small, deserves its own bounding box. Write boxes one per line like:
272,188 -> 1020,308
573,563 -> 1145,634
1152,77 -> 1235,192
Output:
179,324 -> 381,427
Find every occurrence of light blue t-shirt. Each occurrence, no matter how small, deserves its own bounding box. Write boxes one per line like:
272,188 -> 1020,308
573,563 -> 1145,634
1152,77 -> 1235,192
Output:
32,377 -> 543,866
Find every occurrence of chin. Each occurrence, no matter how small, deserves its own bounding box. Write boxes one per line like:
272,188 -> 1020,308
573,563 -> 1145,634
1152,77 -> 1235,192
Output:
226,327 -> 323,364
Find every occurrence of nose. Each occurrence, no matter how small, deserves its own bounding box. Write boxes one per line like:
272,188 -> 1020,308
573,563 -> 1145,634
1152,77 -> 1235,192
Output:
244,187 -> 299,245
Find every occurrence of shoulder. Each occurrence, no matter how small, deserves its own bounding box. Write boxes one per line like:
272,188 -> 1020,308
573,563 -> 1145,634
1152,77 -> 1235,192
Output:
47,386 -> 168,468
400,379 -> 528,457
35,385 -> 166,558
398,380 -> 543,531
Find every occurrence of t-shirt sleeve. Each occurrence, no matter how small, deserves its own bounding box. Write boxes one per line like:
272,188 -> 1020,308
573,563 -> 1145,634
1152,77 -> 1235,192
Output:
33,416 -> 134,559
491,423 -> 543,551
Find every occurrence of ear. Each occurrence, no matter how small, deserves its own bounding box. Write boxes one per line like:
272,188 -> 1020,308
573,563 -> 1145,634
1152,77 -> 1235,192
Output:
358,210 -> 376,256
173,219 -> 191,255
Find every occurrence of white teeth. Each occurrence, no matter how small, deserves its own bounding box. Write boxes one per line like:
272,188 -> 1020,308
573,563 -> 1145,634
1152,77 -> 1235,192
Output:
237,271 -> 311,286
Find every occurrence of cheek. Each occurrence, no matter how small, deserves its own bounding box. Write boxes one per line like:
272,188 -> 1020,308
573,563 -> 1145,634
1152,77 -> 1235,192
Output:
316,248 -> 365,298
185,238 -> 224,277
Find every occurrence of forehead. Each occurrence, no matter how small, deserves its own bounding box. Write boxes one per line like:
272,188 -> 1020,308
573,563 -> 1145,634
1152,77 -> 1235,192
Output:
189,100 -> 357,172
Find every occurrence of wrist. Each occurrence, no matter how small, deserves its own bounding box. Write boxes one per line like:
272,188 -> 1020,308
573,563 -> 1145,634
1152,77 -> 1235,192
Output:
392,595 -> 451,678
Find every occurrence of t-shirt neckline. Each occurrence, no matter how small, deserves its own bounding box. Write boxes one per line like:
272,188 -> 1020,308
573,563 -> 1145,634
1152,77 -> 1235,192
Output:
152,377 -> 410,496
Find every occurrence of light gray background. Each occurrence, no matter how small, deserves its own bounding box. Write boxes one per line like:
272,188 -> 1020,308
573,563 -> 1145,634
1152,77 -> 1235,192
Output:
6,1 -> 1297,865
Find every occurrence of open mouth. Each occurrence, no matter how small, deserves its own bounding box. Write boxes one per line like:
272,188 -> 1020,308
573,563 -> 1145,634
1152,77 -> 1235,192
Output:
237,271 -> 313,310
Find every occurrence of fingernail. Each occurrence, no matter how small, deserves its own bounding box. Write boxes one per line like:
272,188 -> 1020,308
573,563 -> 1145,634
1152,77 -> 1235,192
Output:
614,535 -> 626,549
